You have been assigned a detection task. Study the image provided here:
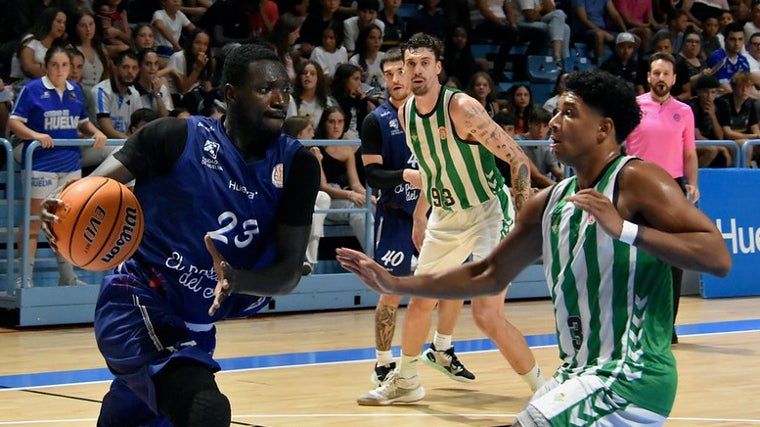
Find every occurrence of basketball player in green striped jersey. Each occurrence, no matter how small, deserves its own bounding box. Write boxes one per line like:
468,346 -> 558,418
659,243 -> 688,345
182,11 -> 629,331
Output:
337,70 -> 732,425
351,33 -> 544,406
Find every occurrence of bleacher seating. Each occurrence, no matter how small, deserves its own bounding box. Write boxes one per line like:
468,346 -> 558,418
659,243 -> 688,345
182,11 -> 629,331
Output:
527,55 -> 562,83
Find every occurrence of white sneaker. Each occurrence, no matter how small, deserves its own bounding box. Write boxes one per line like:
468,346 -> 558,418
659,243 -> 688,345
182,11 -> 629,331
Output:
357,371 -> 425,406
58,278 -> 87,286
15,277 -> 33,289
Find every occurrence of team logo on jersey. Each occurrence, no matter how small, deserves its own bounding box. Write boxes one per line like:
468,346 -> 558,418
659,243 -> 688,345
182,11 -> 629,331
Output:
551,211 -> 561,234
389,118 -> 399,130
201,140 -> 223,171
587,213 -> 596,224
204,140 -> 220,159
271,163 -> 284,188
439,127 -> 447,140
673,113 -> 680,122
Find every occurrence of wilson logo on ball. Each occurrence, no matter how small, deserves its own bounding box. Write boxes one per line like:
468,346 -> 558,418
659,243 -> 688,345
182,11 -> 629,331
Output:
101,206 -> 140,263
52,177 -> 144,271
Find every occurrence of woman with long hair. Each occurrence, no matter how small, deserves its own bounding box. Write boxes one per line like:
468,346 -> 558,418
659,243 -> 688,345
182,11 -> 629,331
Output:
131,23 -> 156,51
675,28 -> 713,100
288,60 -> 337,125
68,11 -> 112,93
268,13 -> 305,83
505,84 -> 534,134
165,29 -> 215,114
10,7 -> 68,87
465,71 -> 500,118
331,62 -> 378,139
349,23 -> 386,94
314,105 -> 373,250
443,26 -> 483,89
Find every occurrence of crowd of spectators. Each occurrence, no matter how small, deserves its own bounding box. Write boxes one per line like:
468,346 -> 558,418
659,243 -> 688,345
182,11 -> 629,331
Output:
0,1 -> 759,167
2,0 -> 759,286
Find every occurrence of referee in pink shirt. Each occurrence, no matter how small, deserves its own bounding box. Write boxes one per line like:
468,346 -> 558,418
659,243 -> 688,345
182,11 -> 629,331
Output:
625,51 -> 698,345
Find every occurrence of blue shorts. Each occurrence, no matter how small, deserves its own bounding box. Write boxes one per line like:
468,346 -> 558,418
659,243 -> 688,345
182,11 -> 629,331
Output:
373,207 -> 415,276
94,259 -> 269,418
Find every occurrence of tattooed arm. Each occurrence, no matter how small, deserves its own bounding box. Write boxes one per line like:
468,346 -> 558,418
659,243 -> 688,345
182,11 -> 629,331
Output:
449,93 -> 532,210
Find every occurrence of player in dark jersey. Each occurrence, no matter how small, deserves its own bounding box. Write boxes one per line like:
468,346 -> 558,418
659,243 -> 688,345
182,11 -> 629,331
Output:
41,44 -> 320,427
360,49 -> 475,388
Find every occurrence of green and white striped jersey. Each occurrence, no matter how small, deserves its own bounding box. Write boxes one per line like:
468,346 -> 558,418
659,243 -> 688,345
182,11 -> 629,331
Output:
403,87 -> 505,211
541,155 -> 677,417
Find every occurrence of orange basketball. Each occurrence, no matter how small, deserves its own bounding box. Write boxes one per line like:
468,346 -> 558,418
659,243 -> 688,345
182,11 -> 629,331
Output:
51,176 -> 144,271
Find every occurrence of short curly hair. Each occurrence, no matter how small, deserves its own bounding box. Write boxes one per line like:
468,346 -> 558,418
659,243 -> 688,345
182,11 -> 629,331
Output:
564,70 -> 641,144
401,33 -> 444,62
221,43 -> 280,88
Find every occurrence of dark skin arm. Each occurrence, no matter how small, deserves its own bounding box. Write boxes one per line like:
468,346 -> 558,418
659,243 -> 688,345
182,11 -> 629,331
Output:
573,159 -> 730,276
336,160 -> 731,299
205,222 -> 312,314
207,148 -> 321,314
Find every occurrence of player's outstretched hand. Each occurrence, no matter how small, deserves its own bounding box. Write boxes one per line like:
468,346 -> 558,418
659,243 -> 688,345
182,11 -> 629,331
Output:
205,234 -> 234,316
40,179 -> 79,252
565,189 -> 625,240
335,247 -> 398,294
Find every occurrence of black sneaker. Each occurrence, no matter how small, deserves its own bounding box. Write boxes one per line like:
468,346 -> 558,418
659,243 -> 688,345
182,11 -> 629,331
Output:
671,330 -> 678,345
370,361 -> 396,386
421,344 -> 475,383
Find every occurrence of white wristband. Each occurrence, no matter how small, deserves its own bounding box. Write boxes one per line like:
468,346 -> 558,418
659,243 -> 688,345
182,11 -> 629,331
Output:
619,220 -> 639,245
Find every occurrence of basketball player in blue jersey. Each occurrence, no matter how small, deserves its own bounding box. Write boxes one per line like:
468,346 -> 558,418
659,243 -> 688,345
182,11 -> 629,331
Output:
41,44 -> 320,426
9,45 -> 107,289
360,49 -> 475,386
337,70 -> 731,425
354,33 -> 543,406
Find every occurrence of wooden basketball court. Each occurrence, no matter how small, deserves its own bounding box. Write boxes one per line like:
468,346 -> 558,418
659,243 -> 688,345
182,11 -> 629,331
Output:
1,295 -> 758,426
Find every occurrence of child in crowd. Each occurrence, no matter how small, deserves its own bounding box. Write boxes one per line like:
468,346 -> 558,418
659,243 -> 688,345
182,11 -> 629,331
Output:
310,24 -> 348,81
152,0 -> 197,65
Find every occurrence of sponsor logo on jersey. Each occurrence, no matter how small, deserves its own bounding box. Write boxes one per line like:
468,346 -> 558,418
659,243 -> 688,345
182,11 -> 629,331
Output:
271,163 -> 284,188
201,140 -> 223,171
229,179 -> 257,199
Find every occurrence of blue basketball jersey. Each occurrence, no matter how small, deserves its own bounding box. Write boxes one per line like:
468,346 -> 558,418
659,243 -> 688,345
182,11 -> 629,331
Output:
10,77 -> 88,172
372,100 -> 420,216
132,116 -> 303,323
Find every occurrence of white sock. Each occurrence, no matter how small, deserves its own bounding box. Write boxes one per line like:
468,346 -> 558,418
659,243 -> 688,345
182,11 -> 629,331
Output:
399,353 -> 419,379
376,350 -> 394,366
433,331 -> 452,351
520,363 -> 546,393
